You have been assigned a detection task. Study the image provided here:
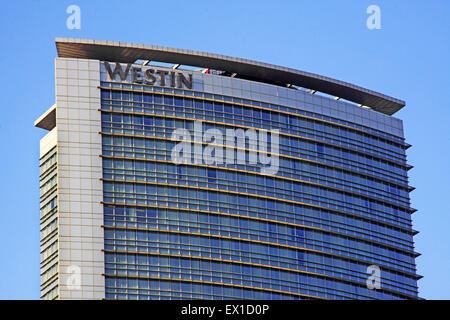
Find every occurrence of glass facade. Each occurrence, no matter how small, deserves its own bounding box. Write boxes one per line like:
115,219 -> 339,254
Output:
40,146 -> 59,300
99,64 -> 419,300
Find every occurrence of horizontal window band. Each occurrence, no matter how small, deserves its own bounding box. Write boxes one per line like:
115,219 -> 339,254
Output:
40,279 -> 59,299
39,148 -> 57,164
40,229 -> 58,246
39,146 -> 57,162
40,238 -> 58,255
40,195 -> 57,213
40,171 -> 57,186
102,201 -> 415,258
40,250 -> 58,267
101,153 -> 412,214
103,224 -> 419,280
103,249 -> 418,298
101,105 -> 406,166
101,198 -> 415,256
40,273 -> 58,292
104,273 -> 325,300
39,164 -> 57,181
100,108 -> 409,169
102,182 -> 413,240
102,177 -> 414,232
40,205 -> 58,224
40,254 -> 58,272
99,85 -> 407,149
40,185 -> 58,203
40,215 -> 58,233
100,130 -> 410,190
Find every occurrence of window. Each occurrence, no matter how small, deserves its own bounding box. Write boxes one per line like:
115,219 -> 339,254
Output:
174,97 -> 183,106
101,90 -> 110,99
154,94 -> 163,104
144,118 -> 153,126
164,96 -> 173,105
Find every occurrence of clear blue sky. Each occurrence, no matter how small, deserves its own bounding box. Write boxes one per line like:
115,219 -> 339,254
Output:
0,0 -> 448,299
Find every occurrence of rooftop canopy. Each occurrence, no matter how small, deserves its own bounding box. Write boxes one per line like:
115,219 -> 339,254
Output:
55,38 -> 405,115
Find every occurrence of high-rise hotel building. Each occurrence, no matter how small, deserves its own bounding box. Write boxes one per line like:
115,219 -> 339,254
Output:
35,38 -> 420,300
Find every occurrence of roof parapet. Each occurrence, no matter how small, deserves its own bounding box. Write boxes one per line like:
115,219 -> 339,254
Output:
55,38 -> 406,116
35,104 -> 56,131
